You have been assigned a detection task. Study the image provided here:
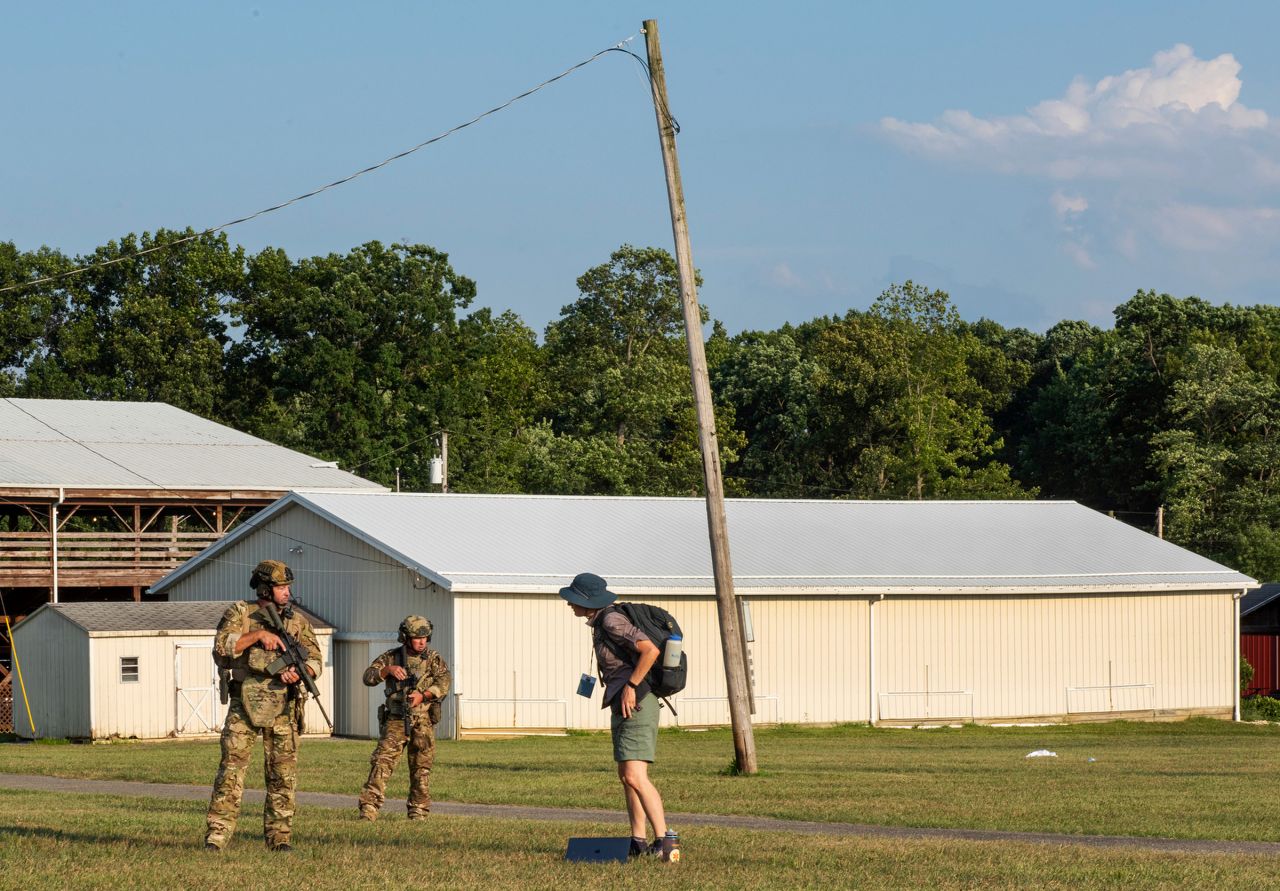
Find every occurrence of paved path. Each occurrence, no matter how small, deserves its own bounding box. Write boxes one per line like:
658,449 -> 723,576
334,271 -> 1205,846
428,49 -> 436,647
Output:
2,773 -> 1277,856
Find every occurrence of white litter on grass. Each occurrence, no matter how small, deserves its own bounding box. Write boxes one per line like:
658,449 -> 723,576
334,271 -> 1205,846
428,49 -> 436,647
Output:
1025,749 -> 1058,758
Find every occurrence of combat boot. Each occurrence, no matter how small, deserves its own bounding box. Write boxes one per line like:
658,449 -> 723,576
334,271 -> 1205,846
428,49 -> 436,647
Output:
204,834 -> 225,852
359,804 -> 377,822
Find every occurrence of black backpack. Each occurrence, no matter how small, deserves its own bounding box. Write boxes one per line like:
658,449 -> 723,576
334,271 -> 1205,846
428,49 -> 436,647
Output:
598,602 -> 687,697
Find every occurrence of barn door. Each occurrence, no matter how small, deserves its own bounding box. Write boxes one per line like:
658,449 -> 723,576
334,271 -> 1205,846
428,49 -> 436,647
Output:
175,644 -> 224,734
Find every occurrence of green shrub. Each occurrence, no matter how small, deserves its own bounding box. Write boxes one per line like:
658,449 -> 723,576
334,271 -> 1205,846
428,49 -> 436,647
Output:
1241,654 -> 1255,694
1242,695 -> 1280,722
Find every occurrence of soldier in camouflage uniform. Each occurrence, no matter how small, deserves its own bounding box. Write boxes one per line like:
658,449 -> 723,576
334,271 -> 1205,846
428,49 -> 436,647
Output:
358,615 -> 451,821
204,560 -> 322,852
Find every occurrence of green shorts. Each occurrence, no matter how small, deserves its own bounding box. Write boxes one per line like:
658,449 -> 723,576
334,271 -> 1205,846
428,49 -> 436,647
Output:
611,692 -> 660,763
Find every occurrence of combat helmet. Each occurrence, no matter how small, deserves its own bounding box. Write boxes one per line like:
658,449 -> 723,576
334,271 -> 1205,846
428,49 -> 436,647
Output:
399,615 -> 433,642
249,560 -> 294,595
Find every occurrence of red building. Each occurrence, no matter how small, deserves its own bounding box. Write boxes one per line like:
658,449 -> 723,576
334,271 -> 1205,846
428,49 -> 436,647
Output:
1241,584 -> 1280,696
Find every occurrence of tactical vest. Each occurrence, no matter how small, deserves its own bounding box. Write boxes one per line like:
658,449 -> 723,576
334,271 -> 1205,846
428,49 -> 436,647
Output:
215,601 -> 309,728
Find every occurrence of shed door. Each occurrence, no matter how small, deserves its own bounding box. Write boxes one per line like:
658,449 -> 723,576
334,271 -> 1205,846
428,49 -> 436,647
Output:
175,644 -> 224,734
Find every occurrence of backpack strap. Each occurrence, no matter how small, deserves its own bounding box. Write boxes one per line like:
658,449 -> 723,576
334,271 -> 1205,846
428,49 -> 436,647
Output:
592,604 -> 630,664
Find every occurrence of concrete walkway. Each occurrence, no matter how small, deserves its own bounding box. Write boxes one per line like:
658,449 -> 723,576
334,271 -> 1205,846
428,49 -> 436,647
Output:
2,772 -> 1277,856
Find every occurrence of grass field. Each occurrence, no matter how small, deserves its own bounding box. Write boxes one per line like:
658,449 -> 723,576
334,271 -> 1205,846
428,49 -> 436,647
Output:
3,721 -> 1280,888
4,720 -> 1280,839
1,790 -> 1276,890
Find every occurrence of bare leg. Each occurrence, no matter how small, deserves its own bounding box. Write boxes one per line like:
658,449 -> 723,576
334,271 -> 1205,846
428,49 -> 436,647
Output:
617,760 -> 667,838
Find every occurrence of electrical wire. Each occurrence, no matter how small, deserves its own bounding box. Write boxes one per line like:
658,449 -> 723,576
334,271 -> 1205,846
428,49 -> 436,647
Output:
0,33 -> 644,296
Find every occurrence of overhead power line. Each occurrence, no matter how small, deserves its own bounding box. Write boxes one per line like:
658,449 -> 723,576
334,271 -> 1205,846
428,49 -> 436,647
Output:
0,32 -> 644,296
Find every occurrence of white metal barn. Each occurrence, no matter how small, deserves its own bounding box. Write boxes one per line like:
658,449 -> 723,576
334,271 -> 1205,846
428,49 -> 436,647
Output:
150,492 -> 1256,739
10,601 -> 334,740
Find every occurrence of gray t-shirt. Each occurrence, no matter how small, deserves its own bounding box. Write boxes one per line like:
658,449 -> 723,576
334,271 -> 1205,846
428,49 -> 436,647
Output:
590,607 -> 651,708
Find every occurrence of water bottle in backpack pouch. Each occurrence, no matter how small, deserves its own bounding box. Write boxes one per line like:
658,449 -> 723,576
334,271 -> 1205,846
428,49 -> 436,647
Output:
601,602 -> 688,698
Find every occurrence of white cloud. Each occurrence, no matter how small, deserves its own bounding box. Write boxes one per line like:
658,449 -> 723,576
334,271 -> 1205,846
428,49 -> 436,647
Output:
1050,191 -> 1092,268
1062,241 -> 1096,270
880,45 -> 1280,268
769,263 -> 804,289
1149,203 -> 1280,252
1051,191 -> 1088,218
879,44 -> 1270,179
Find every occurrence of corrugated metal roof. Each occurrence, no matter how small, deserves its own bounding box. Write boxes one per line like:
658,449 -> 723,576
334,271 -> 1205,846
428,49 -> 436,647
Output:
1243,584 -> 1280,617
21,600 -> 332,633
152,492 -> 1256,595
0,398 -> 385,491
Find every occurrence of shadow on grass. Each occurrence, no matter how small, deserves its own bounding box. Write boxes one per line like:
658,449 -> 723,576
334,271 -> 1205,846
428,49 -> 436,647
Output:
0,824 -> 202,849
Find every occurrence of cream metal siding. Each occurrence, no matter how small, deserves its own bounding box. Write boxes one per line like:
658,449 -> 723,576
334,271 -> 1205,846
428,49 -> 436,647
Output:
874,592 -> 1235,722
744,596 -> 869,725
12,610 -> 90,739
331,634 -> 445,740
174,641 -> 226,734
90,630 -> 334,738
164,503 -> 453,635
298,630 -> 336,734
90,635 -> 183,739
453,593 -> 775,732
333,638 -> 374,738
156,494 -> 1247,732
454,593 -> 589,732
20,625 -> 334,740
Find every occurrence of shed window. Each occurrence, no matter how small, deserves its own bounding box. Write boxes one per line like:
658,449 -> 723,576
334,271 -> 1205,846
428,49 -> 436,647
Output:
120,657 -> 140,683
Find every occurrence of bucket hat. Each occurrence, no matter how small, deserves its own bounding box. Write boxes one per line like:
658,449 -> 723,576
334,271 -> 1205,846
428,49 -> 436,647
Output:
558,572 -> 617,609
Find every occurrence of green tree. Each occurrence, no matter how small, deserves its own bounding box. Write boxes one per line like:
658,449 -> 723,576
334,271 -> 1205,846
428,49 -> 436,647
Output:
443,309 -> 549,493
713,328 -> 822,496
1152,343 -> 1280,578
1018,291 -> 1280,524
538,244 -> 740,495
19,230 -> 242,416
810,282 -> 1031,499
226,241 -> 476,489
0,243 -> 74,395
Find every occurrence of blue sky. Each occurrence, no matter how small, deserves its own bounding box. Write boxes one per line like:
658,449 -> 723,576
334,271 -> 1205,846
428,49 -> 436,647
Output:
5,2 -> 1279,334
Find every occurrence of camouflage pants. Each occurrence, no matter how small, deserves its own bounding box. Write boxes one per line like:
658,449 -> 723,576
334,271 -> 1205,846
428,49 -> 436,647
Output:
359,711 -> 436,816
205,699 -> 299,848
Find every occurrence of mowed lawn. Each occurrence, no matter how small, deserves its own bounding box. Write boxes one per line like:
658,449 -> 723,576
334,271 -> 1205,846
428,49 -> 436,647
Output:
3,719 -> 1280,841
1,789 -> 1276,891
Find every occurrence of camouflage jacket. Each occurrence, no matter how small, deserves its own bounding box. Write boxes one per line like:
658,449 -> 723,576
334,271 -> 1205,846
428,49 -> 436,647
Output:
363,646 -> 451,716
214,600 -> 322,727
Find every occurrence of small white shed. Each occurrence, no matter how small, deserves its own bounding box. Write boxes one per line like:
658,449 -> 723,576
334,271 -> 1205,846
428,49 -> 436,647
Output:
151,493 -> 1256,737
11,601 -> 334,740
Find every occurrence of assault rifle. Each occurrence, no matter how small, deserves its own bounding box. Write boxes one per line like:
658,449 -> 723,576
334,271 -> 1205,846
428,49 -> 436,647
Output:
263,602 -> 333,730
393,645 -> 419,736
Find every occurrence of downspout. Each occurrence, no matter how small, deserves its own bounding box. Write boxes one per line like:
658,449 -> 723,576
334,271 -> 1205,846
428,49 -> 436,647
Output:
1234,588 -> 1244,722
450,584 -> 460,741
51,487 -> 64,604
869,593 -> 884,725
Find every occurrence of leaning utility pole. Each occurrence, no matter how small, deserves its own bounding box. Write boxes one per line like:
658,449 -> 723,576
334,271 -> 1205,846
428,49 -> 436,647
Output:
643,19 -> 758,774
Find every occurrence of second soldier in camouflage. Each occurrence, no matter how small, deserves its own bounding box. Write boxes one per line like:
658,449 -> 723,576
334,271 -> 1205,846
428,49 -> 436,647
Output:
358,615 -> 451,820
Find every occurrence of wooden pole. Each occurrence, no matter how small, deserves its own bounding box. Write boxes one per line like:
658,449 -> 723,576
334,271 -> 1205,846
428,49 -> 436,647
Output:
643,19 -> 757,774
441,431 -> 449,494
1156,505 -> 1164,539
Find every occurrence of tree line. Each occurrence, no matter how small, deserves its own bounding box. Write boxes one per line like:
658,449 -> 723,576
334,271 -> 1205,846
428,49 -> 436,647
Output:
2,230 -> 1278,580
